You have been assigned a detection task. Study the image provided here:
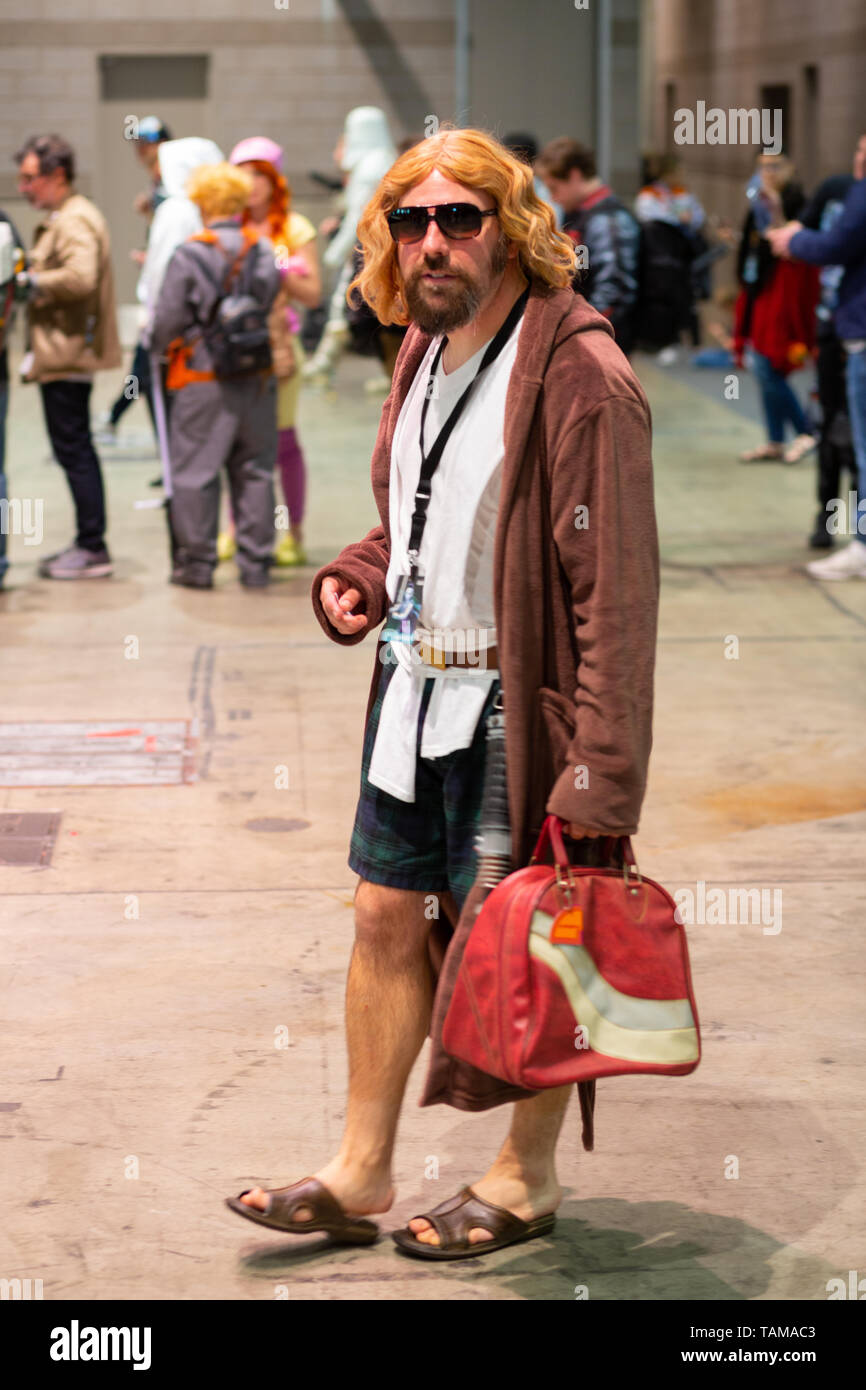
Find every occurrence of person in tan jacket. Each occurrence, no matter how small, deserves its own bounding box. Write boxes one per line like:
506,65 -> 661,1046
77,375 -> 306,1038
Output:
226,128 -> 659,1261
15,134 -> 121,579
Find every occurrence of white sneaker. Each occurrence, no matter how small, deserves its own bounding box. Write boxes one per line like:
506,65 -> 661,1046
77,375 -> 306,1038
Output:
806,539 -> 866,581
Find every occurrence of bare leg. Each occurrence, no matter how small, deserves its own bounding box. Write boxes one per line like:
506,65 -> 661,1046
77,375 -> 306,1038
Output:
408,1084 -> 573,1246
241,881 -> 442,1220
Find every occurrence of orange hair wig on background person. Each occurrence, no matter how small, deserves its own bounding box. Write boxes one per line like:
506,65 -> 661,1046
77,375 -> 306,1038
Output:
186,163 -> 253,220
240,159 -> 293,250
349,125 -> 577,326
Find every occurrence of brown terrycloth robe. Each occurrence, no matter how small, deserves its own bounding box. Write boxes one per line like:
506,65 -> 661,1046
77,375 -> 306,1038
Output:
311,282 -> 659,1149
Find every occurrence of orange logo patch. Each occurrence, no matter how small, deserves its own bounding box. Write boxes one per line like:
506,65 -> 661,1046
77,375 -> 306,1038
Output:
550,907 -> 583,944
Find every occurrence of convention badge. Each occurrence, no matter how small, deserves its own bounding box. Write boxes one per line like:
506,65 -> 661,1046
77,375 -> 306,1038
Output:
381,569 -> 424,645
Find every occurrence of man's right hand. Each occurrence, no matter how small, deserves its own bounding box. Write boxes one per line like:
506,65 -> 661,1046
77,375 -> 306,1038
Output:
320,574 -> 368,636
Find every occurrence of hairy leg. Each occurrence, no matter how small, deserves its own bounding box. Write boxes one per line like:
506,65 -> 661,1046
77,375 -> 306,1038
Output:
242,881 -> 442,1218
408,1084 -> 573,1246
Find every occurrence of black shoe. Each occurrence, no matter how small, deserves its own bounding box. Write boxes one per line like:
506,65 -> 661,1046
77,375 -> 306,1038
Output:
149,475 -> 164,488
170,571 -> 213,590
809,517 -> 834,550
240,571 -> 271,589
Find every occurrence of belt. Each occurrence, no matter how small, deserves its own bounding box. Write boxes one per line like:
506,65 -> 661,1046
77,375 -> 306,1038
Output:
416,640 -> 498,671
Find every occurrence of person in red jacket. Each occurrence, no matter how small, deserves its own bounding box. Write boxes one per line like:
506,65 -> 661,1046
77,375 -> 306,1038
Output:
733,154 -> 820,464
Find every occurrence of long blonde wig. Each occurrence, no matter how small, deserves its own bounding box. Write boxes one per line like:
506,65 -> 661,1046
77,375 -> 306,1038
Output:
349,126 -> 577,326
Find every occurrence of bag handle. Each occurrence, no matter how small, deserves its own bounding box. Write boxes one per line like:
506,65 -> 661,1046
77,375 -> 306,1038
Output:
530,814 -> 570,868
530,814 -> 639,878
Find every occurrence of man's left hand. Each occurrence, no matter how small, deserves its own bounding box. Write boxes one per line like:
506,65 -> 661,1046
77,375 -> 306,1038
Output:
564,823 -> 600,839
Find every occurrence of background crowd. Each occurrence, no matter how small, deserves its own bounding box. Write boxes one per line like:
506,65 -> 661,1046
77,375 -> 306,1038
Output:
0,111 -> 864,590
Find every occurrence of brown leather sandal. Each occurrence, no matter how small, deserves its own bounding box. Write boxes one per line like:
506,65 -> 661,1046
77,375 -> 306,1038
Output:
392,1186 -> 556,1261
225,1176 -> 379,1244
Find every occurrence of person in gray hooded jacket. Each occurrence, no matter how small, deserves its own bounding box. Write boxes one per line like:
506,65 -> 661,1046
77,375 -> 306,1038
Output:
148,161 -> 281,589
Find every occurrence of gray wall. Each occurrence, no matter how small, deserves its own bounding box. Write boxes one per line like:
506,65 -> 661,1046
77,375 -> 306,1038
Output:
467,0 -> 643,196
0,1 -> 457,301
2,0 -> 648,302
467,0 -> 597,148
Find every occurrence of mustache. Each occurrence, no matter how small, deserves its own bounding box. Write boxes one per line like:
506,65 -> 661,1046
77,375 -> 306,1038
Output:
409,259 -> 471,288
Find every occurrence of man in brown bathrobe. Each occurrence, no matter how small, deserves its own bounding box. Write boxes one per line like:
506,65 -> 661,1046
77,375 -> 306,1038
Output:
228,129 -> 658,1259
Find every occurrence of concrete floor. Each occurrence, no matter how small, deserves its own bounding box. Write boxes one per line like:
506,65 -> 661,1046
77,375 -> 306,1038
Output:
1,345 -> 864,1302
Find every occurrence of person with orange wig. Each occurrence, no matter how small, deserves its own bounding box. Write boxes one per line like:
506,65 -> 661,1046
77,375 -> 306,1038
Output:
226,137 -> 321,567
148,162 -> 281,589
227,127 -> 659,1262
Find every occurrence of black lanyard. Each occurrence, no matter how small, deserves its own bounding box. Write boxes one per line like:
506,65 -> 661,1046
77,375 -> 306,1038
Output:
407,286 -> 529,568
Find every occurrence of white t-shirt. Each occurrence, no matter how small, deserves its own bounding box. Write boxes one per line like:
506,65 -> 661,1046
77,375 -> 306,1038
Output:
367,312 -> 523,802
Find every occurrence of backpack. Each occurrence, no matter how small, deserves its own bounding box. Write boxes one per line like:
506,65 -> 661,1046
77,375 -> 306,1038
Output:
189,232 -> 273,379
634,219 -> 695,350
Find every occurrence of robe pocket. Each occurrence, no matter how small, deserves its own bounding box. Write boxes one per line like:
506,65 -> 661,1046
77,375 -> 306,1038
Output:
534,686 -> 577,800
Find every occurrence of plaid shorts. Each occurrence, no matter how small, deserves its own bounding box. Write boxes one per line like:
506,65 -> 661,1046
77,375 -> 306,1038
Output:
348,658 -> 502,912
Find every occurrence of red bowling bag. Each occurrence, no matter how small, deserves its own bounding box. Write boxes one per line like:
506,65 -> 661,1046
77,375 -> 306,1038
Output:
442,816 -> 701,1088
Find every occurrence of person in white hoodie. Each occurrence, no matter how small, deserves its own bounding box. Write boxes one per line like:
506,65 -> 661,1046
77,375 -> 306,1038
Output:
140,137 -> 225,326
139,137 -> 223,487
302,107 -> 395,384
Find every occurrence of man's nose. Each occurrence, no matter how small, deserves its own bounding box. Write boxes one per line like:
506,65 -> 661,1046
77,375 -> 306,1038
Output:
420,216 -> 449,256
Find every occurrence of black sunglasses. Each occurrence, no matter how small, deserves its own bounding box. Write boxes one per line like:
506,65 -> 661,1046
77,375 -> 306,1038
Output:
387,203 -> 498,244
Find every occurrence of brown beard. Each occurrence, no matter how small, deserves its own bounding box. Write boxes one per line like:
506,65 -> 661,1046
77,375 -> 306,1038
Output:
403,232 -> 510,334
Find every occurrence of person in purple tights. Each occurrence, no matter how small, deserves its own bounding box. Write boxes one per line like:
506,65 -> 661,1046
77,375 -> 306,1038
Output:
222,137 -> 321,567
